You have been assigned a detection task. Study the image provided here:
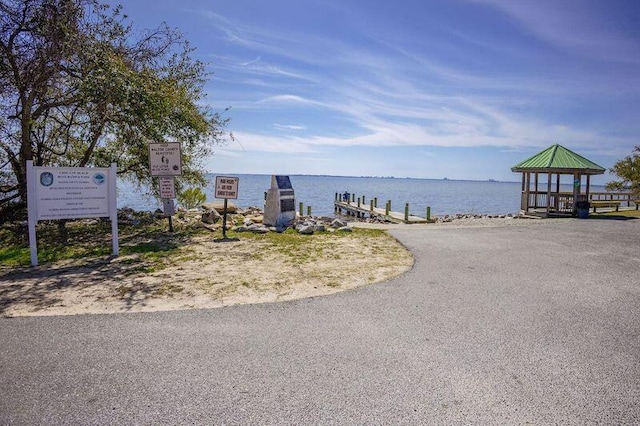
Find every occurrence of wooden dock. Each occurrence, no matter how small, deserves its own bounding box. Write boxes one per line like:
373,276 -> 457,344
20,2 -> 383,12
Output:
334,195 -> 429,224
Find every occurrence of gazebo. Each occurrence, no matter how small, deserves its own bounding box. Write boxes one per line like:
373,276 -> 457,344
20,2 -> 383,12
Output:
512,144 -> 606,216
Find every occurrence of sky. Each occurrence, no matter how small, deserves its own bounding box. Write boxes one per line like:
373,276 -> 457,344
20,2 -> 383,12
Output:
114,0 -> 640,183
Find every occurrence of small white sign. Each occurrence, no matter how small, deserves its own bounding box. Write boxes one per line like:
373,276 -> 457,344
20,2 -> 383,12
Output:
159,177 -> 176,199
163,199 -> 175,216
215,176 -> 239,199
149,142 -> 182,176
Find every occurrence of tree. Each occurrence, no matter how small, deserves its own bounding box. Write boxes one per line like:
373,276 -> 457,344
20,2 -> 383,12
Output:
0,0 -> 229,220
606,146 -> 640,197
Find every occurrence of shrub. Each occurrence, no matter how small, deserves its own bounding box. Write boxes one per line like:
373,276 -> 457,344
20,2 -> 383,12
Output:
178,187 -> 207,210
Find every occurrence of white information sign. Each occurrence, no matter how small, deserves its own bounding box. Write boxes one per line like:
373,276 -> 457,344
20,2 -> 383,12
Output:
149,142 -> 182,176
159,177 -> 176,199
34,166 -> 110,220
215,176 -> 239,199
26,161 -> 118,266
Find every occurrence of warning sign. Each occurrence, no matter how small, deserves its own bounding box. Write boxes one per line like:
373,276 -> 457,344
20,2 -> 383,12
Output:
215,176 -> 239,199
159,177 -> 176,199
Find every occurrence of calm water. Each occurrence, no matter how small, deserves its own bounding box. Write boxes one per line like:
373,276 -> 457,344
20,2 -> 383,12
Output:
117,174 -> 606,217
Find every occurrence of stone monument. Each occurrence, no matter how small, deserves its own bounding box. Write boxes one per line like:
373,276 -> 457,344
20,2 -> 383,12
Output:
263,175 -> 295,228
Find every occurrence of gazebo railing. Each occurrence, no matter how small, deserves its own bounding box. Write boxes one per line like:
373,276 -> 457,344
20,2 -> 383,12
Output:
589,192 -> 635,205
522,191 -> 634,213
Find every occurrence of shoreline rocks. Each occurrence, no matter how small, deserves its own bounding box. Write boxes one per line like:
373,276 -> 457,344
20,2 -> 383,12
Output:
116,205 -> 524,234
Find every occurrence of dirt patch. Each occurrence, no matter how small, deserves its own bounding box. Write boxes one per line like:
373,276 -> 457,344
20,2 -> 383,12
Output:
0,229 -> 412,317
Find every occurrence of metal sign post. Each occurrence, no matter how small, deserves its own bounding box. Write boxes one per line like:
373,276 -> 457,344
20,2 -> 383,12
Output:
214,176 -> 239,242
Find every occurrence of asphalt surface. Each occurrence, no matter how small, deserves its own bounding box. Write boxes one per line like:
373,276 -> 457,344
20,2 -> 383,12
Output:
1,218 -> 639,425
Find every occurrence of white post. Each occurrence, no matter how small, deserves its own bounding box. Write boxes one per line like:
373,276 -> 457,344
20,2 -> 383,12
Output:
109,163 -> 119,256
26,160 -> 38,266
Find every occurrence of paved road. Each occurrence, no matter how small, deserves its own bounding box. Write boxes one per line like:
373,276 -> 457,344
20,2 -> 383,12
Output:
1,219 -> 639,424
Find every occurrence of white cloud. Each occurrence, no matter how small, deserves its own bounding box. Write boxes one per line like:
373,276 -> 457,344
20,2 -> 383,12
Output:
273,124 -> 306,131
195,6 -> 639,163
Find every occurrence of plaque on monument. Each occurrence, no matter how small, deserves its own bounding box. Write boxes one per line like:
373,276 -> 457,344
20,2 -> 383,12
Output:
263,175 -> 296,228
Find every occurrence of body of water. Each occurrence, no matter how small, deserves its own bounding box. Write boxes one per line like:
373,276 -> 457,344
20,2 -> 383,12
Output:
117,174 -> 607,217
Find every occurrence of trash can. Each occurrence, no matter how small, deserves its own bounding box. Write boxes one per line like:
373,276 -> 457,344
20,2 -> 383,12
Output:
576,201 -> 590,219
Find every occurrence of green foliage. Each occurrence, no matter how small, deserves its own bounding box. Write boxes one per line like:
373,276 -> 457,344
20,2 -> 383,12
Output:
177,187 -> 207,210
0,0 -> 230,216
606,146 -> 640,197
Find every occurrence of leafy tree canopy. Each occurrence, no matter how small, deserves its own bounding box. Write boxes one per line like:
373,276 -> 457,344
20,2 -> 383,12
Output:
605,146 -> 640,197
0,0 -> 229,219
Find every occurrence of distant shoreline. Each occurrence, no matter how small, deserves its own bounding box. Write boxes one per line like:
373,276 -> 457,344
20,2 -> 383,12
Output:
203,172 -> 523,185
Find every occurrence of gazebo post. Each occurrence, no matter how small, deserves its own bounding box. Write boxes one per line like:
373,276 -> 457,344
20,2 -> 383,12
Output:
547,172 -> 552,215
520,173 -> 526,211
572,172 -> 581,215
556,174 -> 561,211
533,172 -> 539,209
586,175 -> 591,202
525,172 -> 531,212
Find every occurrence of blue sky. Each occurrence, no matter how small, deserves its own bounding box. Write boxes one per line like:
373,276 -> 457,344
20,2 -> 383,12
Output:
116,0 -> 640,183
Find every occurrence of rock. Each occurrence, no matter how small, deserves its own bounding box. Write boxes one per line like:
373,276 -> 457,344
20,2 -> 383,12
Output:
313,224 -> 326,232
330,219 -> 347,228
337,226 -> 352,232
298,225 -> 314,235
247,224 -> 269,234
201,209 -> 221,224
247,214 -> 263,224
202,201 -> 237,214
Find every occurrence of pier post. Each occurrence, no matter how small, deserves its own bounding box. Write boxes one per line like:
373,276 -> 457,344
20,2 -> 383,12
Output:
357,197 -> 361,208
426,206 -> 431,221
335,192 -> 338,202
370,200 -> 373,212
404,203 -> 409,222
374,197 -> 378,208
299,202 -> 303,217
362,195 -> 366,204
307,206 -> 311,216
385,201 -> 390,216
351,193 -> 355,203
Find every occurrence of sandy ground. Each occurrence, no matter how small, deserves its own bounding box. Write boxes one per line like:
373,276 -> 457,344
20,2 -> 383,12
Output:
0,225 -> 414,317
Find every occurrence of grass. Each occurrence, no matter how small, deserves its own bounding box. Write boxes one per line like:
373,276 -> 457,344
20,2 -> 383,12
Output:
0,218 -> 193,268
0,216 -> 391,270
231,227 -> 387,265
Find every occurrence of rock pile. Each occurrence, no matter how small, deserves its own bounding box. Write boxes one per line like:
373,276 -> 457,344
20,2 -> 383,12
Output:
118,204 -> 522,233
233,215 -> 353,235
432,213 -> 517,223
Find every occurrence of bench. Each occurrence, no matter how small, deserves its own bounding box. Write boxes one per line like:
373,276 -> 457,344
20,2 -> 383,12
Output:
591,200 -> 621,212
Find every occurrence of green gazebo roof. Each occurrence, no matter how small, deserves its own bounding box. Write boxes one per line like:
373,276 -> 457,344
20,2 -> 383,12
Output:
511,144 -> 605,174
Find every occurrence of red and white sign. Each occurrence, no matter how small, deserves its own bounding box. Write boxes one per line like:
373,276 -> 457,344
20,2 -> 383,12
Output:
215,176 -> 239,199
159,177 -> 176,199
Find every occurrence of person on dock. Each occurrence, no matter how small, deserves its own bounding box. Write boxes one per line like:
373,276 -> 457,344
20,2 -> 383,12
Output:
342,191 -> 350,202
